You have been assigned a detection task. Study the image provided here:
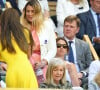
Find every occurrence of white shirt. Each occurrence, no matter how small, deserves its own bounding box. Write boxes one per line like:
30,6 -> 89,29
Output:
64,37 -> 80,72
56,0 -> 89,37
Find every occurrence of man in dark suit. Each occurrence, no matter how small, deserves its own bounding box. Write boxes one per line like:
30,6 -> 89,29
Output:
63,15 -> 93,89
77,0 -> 100,57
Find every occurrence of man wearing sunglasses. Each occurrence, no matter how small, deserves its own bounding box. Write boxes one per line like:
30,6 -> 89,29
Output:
63,15 -> 93,89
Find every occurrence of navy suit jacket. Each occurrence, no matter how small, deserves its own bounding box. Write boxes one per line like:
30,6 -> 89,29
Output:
77,10 -> 96,41
77,10 -> 100,56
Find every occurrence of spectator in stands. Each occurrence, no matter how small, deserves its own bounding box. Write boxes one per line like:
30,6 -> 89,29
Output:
56,37 -> 69,59
88,60 -> 100,84
63,15 -> 93,89
77,0 -> 100,57
56,0 -> 89,37
40,58 -> 72,89
56,37 -> 80,86
21,0 -> 57,84
0,8 -> 38,88
89,71 -> 100,90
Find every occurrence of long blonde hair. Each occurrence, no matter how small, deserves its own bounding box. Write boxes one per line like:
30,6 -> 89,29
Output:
45,58 -> 66,85
21,0 -> 44,32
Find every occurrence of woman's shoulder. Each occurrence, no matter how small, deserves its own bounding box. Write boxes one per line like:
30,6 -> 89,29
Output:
39,82 -> 49,88
63,81 -> 72,89
40,81 -> 72,89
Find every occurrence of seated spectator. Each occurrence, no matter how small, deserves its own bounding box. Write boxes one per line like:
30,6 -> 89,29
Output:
63,15 -> 93,89
77,0 -> 100,57
40,58 -> 72,89
89,72 -> 100,90
56,37 -> 69,59
56,37 -> 80,86
56,0 -> 89,37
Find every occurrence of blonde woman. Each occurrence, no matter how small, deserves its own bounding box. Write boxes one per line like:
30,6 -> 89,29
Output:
21,0 -> 57,84
40,58 -> 72,89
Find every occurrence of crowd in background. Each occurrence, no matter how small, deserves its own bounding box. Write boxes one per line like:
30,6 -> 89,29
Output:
0,0 -> 100,90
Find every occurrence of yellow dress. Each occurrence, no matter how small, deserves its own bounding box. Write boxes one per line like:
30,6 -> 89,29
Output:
0,29 -> 38,88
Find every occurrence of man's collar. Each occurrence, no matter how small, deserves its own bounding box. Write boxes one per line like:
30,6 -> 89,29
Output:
64,36 -> 75,44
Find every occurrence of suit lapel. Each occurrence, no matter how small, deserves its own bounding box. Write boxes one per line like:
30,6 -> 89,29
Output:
88,10 -> 96,35
75,38 -> 81,64
75,38 -> 84,70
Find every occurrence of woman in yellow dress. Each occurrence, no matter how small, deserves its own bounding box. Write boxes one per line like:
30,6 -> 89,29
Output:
0,8 -> 38,88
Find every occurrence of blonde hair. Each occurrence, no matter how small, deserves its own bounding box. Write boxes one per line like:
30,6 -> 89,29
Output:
45,58 -> 66,85
20,0 -> 44,32
94,72 -> 100,86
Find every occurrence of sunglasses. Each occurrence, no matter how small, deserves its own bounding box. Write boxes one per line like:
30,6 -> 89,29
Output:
57,44 -> 68,49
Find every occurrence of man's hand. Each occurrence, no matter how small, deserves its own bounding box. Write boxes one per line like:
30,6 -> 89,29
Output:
93,37 -> 100,43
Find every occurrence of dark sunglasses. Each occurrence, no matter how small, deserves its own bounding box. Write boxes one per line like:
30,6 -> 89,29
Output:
57,44 -> 68,49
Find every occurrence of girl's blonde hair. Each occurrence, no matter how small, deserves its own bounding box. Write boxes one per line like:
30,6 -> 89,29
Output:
45,58 -> 66,85
21,0 -> 44,32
